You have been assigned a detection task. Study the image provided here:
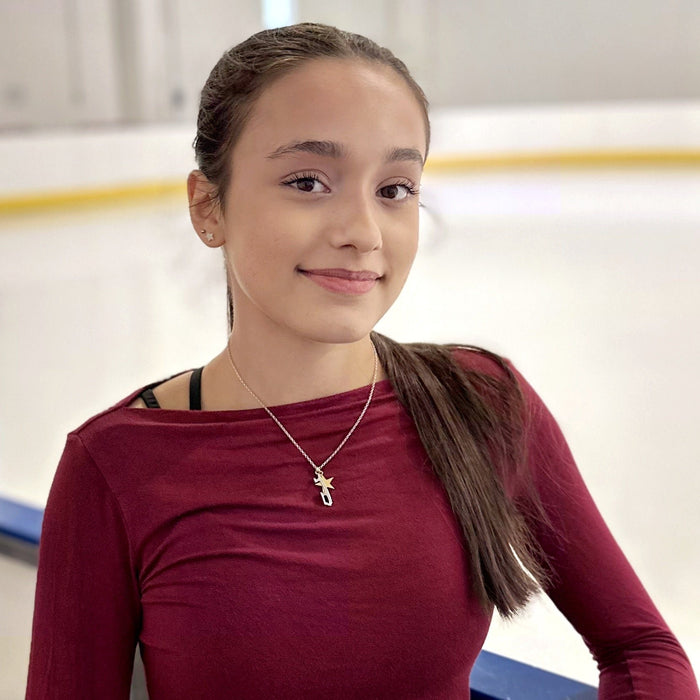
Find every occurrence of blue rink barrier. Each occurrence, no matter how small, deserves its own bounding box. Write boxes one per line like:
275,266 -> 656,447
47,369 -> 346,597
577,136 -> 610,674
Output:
0,495 -> 598,699
0,495 -> 43,563
470,650 -> 597,699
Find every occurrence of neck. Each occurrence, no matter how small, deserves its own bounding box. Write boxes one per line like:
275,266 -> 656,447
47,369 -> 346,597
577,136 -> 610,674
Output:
204,324 -> 382,411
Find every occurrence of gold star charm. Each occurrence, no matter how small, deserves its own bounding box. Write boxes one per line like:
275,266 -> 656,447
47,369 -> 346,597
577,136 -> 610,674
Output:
313,472 -> 335,506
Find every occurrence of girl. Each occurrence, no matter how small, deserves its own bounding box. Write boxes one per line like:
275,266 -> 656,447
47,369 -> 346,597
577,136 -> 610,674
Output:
27,23 -> 699,699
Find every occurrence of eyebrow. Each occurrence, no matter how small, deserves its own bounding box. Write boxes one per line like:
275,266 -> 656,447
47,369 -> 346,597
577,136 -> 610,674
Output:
385,146 -> 425,166
266,140 -> 424,166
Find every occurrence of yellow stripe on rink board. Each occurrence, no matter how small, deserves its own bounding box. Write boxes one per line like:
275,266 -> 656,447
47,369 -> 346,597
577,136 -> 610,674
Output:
1,150 -> 699,215
0,180 -> 186,215
424,149 -> 700,172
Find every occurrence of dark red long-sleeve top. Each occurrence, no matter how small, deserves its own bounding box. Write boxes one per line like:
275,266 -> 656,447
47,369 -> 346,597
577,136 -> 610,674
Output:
27,350 -> 699,698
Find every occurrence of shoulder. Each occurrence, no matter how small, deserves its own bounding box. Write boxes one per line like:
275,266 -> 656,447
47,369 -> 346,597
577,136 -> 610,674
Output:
72,369 -> 194,441
448,344 -> 515,381
445,344 -> 547,419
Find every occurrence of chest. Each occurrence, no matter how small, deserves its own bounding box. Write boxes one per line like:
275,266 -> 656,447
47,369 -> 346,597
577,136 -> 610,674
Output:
121,416 -> 492,697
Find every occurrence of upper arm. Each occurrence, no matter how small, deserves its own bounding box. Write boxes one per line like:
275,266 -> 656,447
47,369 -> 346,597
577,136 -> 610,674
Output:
517,373 -> 699,699
26,434 -> 141,699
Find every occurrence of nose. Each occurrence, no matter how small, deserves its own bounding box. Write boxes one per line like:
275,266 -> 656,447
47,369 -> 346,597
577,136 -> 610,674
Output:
328,191 -> 383,253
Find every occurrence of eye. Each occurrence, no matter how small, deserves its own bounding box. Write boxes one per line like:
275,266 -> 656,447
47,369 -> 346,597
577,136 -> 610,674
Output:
282,173 -> 328,193
378,182 -> 419,201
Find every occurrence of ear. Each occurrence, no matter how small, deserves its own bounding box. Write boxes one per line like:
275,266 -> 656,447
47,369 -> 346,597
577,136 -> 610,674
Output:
188,170 -> 225,248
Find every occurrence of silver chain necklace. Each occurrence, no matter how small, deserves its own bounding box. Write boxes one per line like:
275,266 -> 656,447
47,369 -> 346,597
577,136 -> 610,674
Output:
225,340 -> 379,507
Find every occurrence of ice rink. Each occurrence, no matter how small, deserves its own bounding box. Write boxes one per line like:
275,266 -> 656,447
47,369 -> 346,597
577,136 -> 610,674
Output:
1,163 -> 699,697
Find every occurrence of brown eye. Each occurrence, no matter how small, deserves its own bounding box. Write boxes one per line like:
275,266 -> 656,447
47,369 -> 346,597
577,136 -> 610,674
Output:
296,178 -> 317,192
283,175 -> 327,193
378,184 -> 413,200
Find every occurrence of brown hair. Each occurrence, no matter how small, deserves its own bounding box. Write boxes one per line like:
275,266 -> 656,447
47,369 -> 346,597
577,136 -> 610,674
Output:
193,23 -> 548,617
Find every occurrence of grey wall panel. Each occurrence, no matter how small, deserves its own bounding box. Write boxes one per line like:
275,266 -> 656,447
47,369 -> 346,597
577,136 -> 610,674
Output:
0,0 -> 73,129
0,0 -> 121,129
114,0 -> 262,123
171,0 -> 263,122
429,0 -> 700,106
297,0 -> 700,107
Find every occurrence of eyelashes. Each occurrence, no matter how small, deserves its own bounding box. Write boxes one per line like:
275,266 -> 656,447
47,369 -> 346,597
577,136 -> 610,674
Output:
281,172 -> 328,193
281,172 -> 420,200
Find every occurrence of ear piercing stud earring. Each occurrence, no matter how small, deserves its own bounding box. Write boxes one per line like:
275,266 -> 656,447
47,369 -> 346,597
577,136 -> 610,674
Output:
201,229 -> 215,243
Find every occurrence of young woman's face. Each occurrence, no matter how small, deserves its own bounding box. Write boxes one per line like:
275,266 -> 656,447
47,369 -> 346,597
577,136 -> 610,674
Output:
220,58 -> 427,345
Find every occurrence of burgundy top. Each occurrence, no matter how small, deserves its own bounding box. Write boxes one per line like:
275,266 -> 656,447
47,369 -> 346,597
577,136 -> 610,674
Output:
26,350 -> 699,699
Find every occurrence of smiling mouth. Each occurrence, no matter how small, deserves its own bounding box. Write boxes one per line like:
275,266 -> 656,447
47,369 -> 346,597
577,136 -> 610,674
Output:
298,268 -> 381,295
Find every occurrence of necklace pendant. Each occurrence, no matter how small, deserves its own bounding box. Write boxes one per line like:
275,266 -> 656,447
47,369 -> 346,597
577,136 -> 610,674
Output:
313,472 -> 335,507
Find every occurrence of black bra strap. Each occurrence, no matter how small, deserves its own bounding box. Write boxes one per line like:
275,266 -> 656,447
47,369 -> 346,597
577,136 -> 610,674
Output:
189,367 -> 204,410
139,388 -> 161,409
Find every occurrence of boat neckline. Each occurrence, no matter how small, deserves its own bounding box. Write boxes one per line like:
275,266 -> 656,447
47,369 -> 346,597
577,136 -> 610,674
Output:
119,378 -> 396,420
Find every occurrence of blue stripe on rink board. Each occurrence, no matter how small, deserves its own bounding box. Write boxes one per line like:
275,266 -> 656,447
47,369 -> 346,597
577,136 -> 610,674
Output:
470,650 -> 597,698
0,496 -> 597,698
0,495 -> 43,544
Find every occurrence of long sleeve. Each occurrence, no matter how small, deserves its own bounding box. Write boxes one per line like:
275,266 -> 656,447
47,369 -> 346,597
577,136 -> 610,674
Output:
517,371 -> 699,699
26,433 -> 141,699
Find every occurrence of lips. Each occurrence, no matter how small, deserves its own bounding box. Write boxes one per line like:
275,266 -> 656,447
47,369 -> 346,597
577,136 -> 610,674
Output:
298,268 -> 381,295
301,268 -> 381,281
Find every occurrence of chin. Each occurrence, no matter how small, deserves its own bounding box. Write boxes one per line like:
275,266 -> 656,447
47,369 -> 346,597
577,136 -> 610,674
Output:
297,318 -> 378,346
307,327 -> 373,346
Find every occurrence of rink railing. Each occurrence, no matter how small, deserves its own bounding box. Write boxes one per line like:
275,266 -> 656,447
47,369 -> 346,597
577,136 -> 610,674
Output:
2,148 -> 700,216
0,495 -> 43,565
0,495 -> 597,699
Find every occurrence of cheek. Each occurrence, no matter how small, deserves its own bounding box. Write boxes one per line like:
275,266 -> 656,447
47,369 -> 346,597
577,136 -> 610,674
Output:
227,216 -> 304,291
402,238 -> 419,281
390,212 -> 420,264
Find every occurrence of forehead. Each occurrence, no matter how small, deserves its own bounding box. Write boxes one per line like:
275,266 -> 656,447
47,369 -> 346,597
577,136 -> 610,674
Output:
235,58 -> 427,160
